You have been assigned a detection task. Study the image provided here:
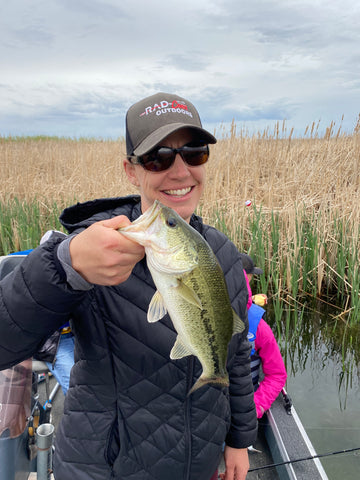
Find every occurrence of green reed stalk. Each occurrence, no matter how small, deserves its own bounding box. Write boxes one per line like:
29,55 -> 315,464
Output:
348,243 -> 360,325
245,203 -> 268,292
0,198 -> 64,255
334,218 -> 350,300
271,277 -> 285,339
301,211 -> 319,298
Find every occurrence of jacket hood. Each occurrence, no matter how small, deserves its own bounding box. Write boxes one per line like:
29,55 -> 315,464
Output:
59,194 -> 204,235
59,195 -> 142,234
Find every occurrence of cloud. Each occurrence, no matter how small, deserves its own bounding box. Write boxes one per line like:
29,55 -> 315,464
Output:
162,53 -> 210,72
190,86 -> 297,123
0,0 -> 359,138
4,25 -> 54,48
57,0 -> 129,21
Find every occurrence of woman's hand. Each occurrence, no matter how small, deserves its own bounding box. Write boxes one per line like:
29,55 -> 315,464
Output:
69,216 -> 145,285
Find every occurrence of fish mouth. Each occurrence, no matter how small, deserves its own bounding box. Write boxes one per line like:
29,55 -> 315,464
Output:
120,200 -> 165,247
120,201 -> 193,273
125,200 -> 162,232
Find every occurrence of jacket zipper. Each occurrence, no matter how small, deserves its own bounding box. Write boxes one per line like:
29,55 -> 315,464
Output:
184,356 -> 195,480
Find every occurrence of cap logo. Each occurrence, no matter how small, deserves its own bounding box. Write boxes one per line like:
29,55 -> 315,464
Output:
140,99 -> 193,119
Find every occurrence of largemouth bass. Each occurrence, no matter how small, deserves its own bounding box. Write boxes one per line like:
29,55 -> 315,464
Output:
119,201 -> 245,394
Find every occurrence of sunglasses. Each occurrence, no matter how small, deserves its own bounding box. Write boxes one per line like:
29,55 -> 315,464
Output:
129,144 -> 209,172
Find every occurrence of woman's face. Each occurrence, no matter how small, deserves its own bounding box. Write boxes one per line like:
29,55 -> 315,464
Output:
124,128 -> 207,222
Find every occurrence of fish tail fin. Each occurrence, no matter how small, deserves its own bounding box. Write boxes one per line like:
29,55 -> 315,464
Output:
187,373 -> 229,396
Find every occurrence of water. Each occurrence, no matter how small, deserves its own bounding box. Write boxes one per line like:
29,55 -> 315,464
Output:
270,305 -> 360,479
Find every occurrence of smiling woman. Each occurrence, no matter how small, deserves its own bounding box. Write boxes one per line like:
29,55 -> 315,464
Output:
123,92 -> 216,222
124,129 -> 208,222
0,91 -> 257,480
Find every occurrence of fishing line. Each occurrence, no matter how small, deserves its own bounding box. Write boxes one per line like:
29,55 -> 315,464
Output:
248,446 -> 360,472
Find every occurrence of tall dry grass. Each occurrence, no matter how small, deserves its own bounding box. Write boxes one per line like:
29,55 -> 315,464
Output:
2,124 -> 359,216
1,119 -> 360,313
0,138 -> 130,206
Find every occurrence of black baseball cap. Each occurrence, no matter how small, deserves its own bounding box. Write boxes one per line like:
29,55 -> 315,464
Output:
239,253 -> 263,275
125,92 -> 217,157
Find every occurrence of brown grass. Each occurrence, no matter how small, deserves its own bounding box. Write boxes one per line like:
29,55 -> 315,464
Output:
2,124 -> 359,216
205,123 -> 360,249
0,138 -> 130,206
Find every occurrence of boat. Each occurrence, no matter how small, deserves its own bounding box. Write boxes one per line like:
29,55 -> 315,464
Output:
243,389 -> 329,479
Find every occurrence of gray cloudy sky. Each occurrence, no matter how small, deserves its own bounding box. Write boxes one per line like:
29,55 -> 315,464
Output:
1,0 -> 359,138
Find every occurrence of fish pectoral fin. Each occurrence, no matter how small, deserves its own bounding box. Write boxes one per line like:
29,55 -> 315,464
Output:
232,309 -> 245,334
148,290 -> 168,323
176,279 -> 203,309
170,336 -> 193,360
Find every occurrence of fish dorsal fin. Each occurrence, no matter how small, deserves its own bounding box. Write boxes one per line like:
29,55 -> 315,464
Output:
148,290 -> 168,323
176,279 -> 203,309
170,335 -> 193,360
232,308 -> 245,335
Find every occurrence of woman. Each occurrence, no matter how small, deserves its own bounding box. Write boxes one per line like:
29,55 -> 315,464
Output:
0,92 -> 257,480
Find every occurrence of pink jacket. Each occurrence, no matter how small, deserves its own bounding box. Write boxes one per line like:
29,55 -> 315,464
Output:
245,270 -> 253,309
244,270 -> 287,418
253,318 -> 287,418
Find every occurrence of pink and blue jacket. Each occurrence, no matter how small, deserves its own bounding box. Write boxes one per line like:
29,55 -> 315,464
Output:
245,271 -> 287,418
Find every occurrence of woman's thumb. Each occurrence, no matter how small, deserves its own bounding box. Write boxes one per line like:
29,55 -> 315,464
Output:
101,215 -> 132,230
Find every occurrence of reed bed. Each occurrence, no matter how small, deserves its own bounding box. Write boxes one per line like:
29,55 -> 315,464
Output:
1,120 -> 360,324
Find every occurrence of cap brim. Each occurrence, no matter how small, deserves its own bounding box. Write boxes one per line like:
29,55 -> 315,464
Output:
133,123 -> 216,156
252,267 -> 263,275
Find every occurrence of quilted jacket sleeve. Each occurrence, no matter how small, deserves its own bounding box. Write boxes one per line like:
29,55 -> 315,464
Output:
0,234 -> 87,370
226,331 -> 257,448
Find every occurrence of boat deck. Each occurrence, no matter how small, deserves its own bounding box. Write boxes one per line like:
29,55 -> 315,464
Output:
248,423 -> 281,479
248,392 -> 328,480
264,391 -> 328,479
219,392 -> 329,480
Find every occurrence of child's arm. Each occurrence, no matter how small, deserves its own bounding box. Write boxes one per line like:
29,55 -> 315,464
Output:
253,319 -> 287,418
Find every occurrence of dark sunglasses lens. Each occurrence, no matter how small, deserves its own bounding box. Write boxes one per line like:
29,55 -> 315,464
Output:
141,148 -> 175,172
139,145 -> 209,172
181,145 -> 209,166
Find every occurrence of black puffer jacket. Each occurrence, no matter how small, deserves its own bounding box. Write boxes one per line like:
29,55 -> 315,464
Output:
0,195 -> 257,480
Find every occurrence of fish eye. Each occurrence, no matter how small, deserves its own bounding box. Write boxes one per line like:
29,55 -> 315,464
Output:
166,217 -> 177,228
